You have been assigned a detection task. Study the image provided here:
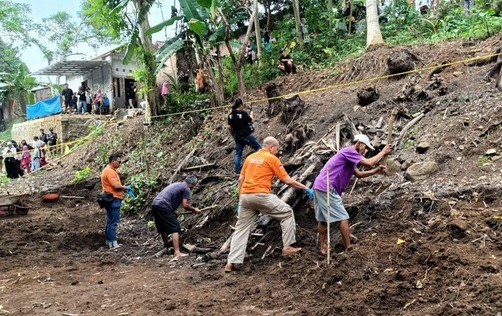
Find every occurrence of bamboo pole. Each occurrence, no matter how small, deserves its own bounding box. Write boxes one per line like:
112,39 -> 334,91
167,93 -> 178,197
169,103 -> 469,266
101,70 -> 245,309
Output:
326,167 -> 331,265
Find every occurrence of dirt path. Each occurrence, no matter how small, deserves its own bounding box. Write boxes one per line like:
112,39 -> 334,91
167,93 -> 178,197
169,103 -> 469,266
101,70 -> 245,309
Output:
2,193 -> 502,315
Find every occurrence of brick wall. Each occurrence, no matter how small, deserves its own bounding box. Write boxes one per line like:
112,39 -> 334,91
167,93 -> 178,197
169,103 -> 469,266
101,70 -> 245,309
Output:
11,115 -> 63,144
11,115 -> 92,146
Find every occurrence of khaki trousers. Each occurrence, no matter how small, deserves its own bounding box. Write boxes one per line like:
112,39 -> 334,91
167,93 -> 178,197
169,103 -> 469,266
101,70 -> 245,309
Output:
227,193 -> 296,264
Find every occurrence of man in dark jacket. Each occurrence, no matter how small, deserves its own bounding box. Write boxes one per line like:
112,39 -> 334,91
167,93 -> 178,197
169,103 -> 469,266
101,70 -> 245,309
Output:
61,83 -> 73,112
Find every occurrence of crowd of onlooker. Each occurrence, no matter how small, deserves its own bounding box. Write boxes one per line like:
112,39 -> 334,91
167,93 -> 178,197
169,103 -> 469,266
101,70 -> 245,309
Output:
61,83 -> 110,115
0,127 -> 58,179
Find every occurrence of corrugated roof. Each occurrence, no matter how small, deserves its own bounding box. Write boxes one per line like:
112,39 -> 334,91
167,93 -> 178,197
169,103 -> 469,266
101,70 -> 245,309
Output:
31,60 -> 109,76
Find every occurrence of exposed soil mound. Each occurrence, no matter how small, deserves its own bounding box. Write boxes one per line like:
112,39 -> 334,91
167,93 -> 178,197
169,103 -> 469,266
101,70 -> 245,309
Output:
2,34 -> 502,315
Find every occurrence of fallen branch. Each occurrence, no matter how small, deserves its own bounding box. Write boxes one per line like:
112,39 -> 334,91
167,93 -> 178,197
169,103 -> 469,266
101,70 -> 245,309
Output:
182,162 -> 216,171
335,123 -> 341,152
60,195 -> 85,199
153,248 -> 168,258
168,148 -> 196,183
261,245 -> 273,260
479,120 -> 502,137
394,113 -> 425,148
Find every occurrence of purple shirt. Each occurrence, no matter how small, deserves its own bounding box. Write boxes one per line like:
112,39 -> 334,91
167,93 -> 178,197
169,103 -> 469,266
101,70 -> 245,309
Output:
313,147 -> 365,195
152,182 -> 191,212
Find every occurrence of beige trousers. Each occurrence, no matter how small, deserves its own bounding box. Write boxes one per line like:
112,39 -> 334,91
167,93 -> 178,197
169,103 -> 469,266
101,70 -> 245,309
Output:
227,193 -> 296,264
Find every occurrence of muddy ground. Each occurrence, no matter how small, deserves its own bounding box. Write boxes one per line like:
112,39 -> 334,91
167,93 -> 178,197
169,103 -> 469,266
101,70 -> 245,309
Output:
2,35 -> 502,316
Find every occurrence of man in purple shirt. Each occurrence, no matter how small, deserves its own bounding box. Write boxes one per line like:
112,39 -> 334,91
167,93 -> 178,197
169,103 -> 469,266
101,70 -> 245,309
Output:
151,175 -> 201,258
312,134 -> 392,254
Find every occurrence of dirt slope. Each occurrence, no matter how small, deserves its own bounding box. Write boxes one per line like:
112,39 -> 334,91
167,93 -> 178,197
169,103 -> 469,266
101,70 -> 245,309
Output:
2,34 -> 502,316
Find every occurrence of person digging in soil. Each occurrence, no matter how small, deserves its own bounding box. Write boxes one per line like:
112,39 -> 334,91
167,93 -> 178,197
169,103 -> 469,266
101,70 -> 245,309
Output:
312,134 -> 392,255
101,153 -> 129,250
225,136 -> 313,272
227,98 -> 261,175
151,175 -> 201,258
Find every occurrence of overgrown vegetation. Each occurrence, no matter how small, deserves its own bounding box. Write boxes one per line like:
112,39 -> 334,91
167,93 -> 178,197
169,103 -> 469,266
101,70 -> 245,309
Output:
72,165 -> 91,183
217,0 -> 502,91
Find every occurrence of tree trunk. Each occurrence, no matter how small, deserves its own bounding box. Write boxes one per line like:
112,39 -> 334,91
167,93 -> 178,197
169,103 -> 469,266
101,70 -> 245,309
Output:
203,55 -> 223,106
328,0 -> 333,29
253,0 -> 262,65
134,0 -> 160,123
219,5 -> 257,97
216,46 -> 225,101
292,0 -> 304,49
264,0 -> 272,31
366,0 -> 384,47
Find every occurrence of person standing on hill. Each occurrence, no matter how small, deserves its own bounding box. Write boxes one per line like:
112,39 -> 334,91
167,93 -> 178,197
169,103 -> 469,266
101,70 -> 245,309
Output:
227,98 -> 261,175
3,142 -> 18,179
151,175 -> 201,258
312,134 -> 392,255
77,87 -> 87,114
47,128 -> 58,157
31,136 -> 45,171
225,136 -> 313,272
101,153 -> 128,250
61,83 -> 73,113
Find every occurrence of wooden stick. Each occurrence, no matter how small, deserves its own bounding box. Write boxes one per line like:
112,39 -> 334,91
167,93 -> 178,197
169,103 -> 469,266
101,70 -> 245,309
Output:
182,163 -> 216,171
326,167 -> 331,265
394,113 -> 424,147
178,204 -> 219,215
321,139 -> 336,152
335,123 -> 340,152
261,245 -> 273,260
382,108 -> 398,174
168,148 -> 196,183
60,195 -> 85,199
349,178 -> 358,195
154,248 -> 168,258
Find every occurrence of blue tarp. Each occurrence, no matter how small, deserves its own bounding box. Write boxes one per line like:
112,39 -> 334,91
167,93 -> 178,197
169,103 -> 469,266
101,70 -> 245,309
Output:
26,95 -> 62,119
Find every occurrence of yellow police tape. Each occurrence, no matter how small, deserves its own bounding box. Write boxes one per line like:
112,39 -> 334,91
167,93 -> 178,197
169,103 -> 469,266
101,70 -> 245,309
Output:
150,51 -> 502,119
12,51 -> 502,158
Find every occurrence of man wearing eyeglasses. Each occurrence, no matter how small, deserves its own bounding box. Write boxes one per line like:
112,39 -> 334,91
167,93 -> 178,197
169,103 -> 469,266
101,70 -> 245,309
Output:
225,136 -> 313,272
101,153 -> 128,250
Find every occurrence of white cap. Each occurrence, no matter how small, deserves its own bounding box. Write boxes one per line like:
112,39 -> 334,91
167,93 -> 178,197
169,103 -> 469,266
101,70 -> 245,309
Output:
7,141 -> 12,146
353,134 -> 374,150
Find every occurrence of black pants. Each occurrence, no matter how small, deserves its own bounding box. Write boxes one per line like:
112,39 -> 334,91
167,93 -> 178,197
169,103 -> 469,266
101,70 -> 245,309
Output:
5,157 -> 19,179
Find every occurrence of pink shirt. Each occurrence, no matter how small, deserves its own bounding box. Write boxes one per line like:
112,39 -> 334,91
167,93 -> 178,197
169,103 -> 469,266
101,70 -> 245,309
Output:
161,82 -> 168,96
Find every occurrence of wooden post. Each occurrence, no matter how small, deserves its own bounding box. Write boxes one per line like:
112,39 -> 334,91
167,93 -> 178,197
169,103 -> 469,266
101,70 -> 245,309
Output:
382,108 -> 398,169
326,167 -> 331,265
143,124 -> 150,177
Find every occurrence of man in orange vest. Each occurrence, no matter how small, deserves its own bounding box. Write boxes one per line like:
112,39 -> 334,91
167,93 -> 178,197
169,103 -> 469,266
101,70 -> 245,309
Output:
101,153 -> 129,250
225,136 -> 313,272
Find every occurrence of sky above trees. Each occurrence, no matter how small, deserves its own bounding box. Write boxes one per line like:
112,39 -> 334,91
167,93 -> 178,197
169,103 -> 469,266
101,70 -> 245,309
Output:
10,0 -> 175,74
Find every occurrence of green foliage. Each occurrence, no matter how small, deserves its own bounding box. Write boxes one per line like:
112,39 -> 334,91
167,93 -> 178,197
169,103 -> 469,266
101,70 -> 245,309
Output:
403,139 -> 415,149
121,173 -> 158,215
163,90 -> 210,115
73,165 -> 91,183
147,220 -> 155,230
477,155 -> 491,166
0,117 -> 23,141
86,122 -> 104,140
0,63 -> 37,107
0,173 -> 8,186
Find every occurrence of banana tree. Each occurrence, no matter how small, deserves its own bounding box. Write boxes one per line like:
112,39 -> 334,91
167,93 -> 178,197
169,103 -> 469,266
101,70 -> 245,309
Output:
148,0 -> 227,106
0,63 -> 37,116
83,0 -> 161,123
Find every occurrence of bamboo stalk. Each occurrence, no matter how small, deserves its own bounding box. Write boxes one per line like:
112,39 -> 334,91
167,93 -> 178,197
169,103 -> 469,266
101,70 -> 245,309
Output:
326,167 -> 331,265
